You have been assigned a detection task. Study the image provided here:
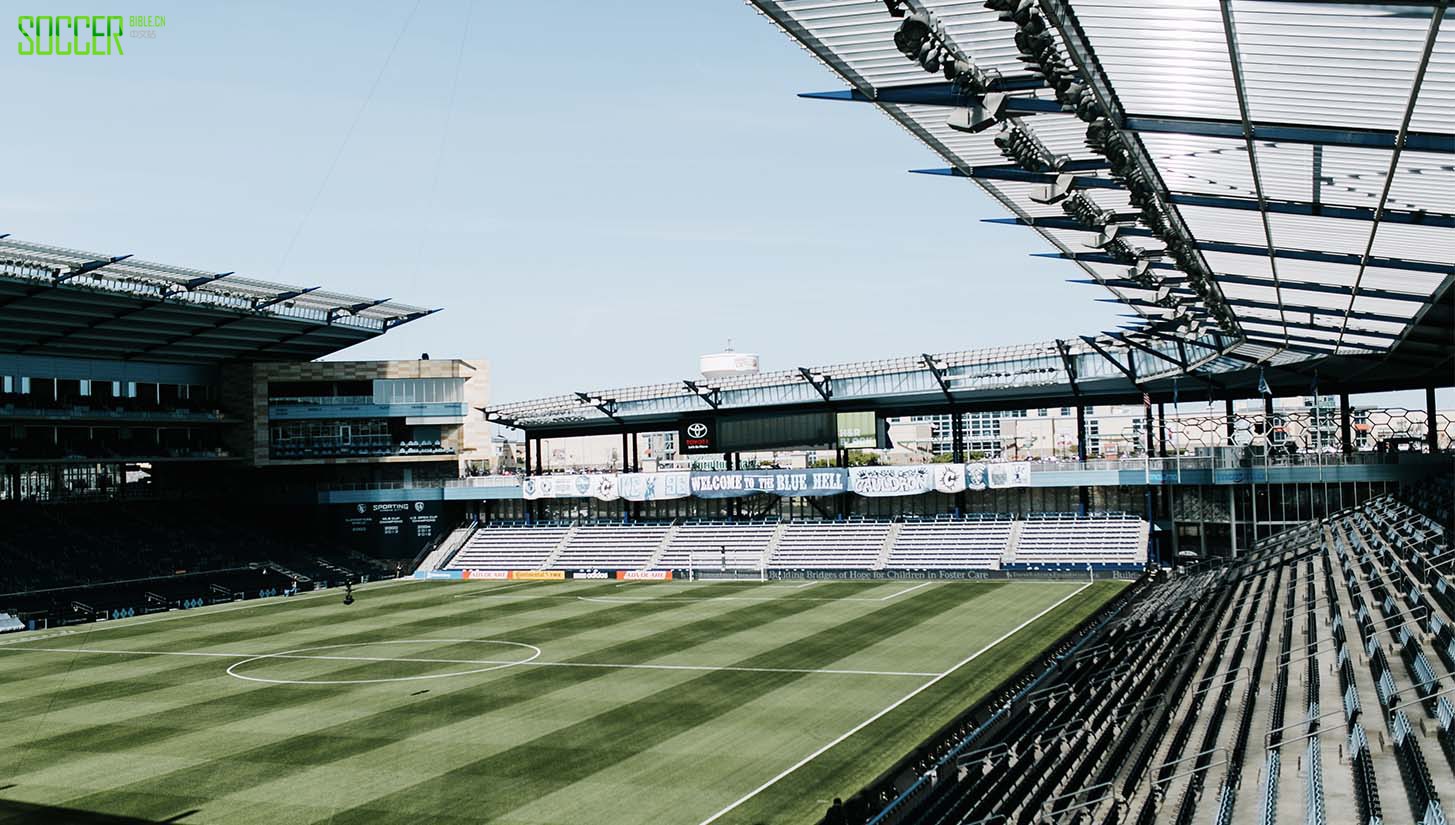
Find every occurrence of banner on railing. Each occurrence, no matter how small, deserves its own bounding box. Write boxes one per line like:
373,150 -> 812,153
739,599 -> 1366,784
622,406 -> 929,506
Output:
987,462 -> 1033,489
965,463 -> 987,491
850,465 -> 933,497
514,463 -> 1031,500
522,474 -> 619,501
617,472 -> 691,502
689,469 -> 849,498
934,463 -> 967,494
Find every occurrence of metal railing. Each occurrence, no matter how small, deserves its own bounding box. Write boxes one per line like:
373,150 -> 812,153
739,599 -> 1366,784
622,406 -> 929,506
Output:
267,395 -> 374,406
314,451 -> 1440,493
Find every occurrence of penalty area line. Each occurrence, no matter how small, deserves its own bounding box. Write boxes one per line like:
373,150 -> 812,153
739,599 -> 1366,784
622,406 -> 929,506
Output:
695,581 -> 1095,825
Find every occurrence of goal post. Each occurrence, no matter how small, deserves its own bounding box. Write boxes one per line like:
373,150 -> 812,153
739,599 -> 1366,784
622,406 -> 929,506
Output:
684,548 -> 764,582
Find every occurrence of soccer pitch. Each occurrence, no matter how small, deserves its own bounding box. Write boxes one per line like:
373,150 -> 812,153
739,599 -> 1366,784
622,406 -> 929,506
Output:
0,577 -> 1123,825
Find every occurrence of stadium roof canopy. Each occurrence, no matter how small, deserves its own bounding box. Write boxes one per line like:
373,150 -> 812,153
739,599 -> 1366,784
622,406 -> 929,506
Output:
491,0 -> 1452,436
0,237 -> 437,365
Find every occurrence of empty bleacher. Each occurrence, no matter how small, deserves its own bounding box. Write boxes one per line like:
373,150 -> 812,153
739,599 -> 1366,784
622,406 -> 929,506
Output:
768,520 -> 892,570
836,476 -> 1455,825
447,523 -> 572,570
549,523 -> 672,570
655,520 -> 777,571
885,515 -> 1012,570
1010,512 -> 1148,566
439,512 -> 1148,572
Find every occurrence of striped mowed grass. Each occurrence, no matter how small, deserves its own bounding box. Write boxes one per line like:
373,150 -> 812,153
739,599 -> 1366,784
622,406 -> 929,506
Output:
0,577 -> 1124,825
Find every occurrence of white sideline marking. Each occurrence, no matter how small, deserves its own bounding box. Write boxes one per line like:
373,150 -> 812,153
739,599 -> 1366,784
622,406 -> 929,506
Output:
695,581 -> 1096,825
450,583 -> 527,598
0,646 -> 937,678
0,577 -> 418,645
576,583 -> 938,606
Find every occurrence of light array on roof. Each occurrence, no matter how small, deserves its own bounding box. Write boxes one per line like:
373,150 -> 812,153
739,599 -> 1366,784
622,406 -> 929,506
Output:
746,0 -> 1452,363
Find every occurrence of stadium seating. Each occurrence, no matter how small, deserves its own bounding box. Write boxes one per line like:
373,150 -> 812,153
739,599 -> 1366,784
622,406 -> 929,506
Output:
0,611 -> 24,633
767,520 -> 892,570
843,479 -> 1455,825
447,523 -> 573,570
440,512 -> 1148,572
550,524 -> 672,570
885,515 -> 1012,570
0,500 -> 374,595
1009,512 -> 1148,566
655,520 -> 778,571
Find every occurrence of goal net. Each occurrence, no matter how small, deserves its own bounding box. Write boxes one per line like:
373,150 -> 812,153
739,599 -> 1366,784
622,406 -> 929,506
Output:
685,550 -> 766,582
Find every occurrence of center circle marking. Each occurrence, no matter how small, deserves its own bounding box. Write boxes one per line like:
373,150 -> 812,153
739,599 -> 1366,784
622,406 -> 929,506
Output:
225,638 -> 541,685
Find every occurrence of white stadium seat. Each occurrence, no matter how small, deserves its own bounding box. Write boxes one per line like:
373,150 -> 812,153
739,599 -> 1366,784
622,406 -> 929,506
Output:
549,524 -> 672,570
446,524 -> 572,571
767,520 -> 891,570
442,513 -> 1147,572
887,516 -> 1013,570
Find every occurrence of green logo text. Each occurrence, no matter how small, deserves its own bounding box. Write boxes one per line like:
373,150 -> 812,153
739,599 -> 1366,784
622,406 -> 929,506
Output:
17,15 -> 125,55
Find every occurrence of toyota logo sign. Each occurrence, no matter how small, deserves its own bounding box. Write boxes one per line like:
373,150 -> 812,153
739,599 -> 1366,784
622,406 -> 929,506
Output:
681,419 -> 715,453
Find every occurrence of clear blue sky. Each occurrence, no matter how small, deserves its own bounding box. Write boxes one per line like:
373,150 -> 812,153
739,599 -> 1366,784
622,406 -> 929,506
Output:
6,2 -> 1439,409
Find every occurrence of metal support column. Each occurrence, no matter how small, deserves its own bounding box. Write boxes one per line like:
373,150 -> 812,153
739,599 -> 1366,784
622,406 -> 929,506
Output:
1144,396 -> 1155,457
1157,403 -> 1167,457
723,453 -> 736,521
1229,486 -> 1238,558
1225,398 -> 1235,442
1076,405 -> 1088,461
521,436 -> 534,524
1075,404 -> 1089,515
950,413 -> 961,463
1143,395 -> 1156,564
1427,387 -> 1439,452
1340,393 -> 1352,455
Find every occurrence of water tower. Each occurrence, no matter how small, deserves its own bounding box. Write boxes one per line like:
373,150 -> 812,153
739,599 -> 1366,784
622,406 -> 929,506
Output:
698,340 -> 759,381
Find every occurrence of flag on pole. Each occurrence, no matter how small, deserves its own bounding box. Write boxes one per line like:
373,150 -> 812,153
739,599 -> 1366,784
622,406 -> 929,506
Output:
1257,368 -> 1271,397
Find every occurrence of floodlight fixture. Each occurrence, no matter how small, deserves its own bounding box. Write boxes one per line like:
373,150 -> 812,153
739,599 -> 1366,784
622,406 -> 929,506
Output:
894,12 -> 933,57
1085,224 -> 1121,249
947,91 -> 1007,133
1030,172 -> 1076,205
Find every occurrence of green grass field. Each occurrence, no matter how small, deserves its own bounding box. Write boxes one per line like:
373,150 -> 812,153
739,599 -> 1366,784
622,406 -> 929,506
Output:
0,577 -> 1123,825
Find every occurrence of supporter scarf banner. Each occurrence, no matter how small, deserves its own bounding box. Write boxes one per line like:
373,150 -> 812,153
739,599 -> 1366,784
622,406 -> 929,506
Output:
515,464 -> 1026,500
521,474 -> 619,501
933,463 -> 967,494
987,462 -> 1034,489
689,469 -> 848,498
850,465 -> 933,497
617,472 -> 691,502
